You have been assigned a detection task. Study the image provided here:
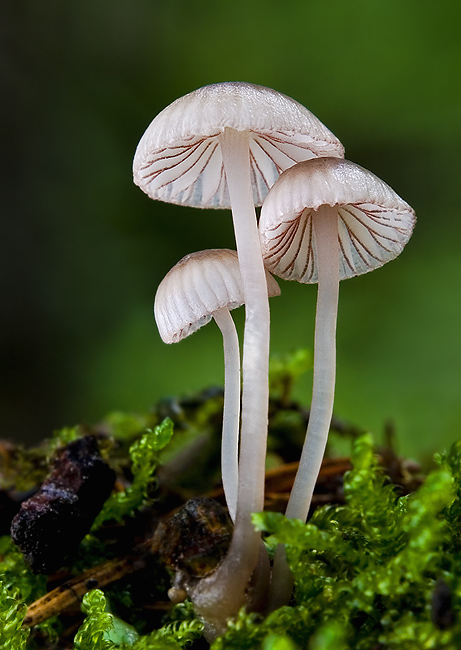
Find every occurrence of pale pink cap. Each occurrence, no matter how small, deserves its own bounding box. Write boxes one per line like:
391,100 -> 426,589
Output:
154,249 -> 281,343
259,157 -> 416,283
133,82 -> 344,209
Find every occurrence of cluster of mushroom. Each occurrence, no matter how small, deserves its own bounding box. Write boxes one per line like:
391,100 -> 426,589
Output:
133,82 -> 416,639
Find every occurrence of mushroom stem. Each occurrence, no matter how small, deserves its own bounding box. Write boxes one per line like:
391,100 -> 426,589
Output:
287,204 -> 339,520
269,204 -> 339,609
188,128 -> 271,637
221,128 -> 270,534
212,307 -> 241,523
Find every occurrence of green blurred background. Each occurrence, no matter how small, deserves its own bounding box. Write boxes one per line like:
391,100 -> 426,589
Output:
2,0 -> 461,459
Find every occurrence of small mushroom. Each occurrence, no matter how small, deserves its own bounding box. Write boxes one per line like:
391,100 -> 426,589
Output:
134,82 -> 344,630
154,249 -> 280,522
259,156 -> 416,604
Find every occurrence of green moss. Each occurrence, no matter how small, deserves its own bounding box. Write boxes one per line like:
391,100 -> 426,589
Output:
74,591 -> 202,650
92,417 -> 174,528
3,372 -> 461,649
0,582 -> 30,650
73,590 -> 118,650
252,433 -> 461,649
0,538 -> 45,603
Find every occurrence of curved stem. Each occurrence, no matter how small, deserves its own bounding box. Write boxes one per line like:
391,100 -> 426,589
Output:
286,205 -> 339,519
268,204 -> 339,610
187,128 -> 271,639
213,308 -> 241,523
221,128 -> 270,532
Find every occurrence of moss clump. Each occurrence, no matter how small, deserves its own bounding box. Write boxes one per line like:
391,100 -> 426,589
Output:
92,418 -> 174,529
249,434 -> 461,649
0,582 -> 30,650
1,356 -> 461,648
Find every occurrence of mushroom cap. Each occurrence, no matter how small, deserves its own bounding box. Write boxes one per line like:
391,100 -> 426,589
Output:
259,157 -> 416,283
154,249 -> 281,344
133,82 -> 344,209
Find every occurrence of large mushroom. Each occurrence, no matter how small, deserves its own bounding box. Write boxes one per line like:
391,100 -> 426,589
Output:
154,249 -> 280,523
259,156 -> 416,605
133,83 -> 344,630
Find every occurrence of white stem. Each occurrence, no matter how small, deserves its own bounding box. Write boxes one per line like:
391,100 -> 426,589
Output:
187,128 -> 271,638
287,205 -> 339,519
213,308 -> 240,523
269,204 -> 339,610
221,128 -> 270,529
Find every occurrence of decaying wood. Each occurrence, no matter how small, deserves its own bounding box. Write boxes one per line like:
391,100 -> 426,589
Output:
23,555 -> 138,628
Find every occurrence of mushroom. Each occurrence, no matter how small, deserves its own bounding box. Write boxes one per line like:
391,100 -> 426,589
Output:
154,249 -> 280,523
133,83 -> 344,625
259,156 -> 416,605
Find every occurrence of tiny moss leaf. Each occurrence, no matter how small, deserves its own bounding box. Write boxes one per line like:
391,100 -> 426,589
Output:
74,590 -> 116,650
0,581 -> 29,650
92,418 -> 174,527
